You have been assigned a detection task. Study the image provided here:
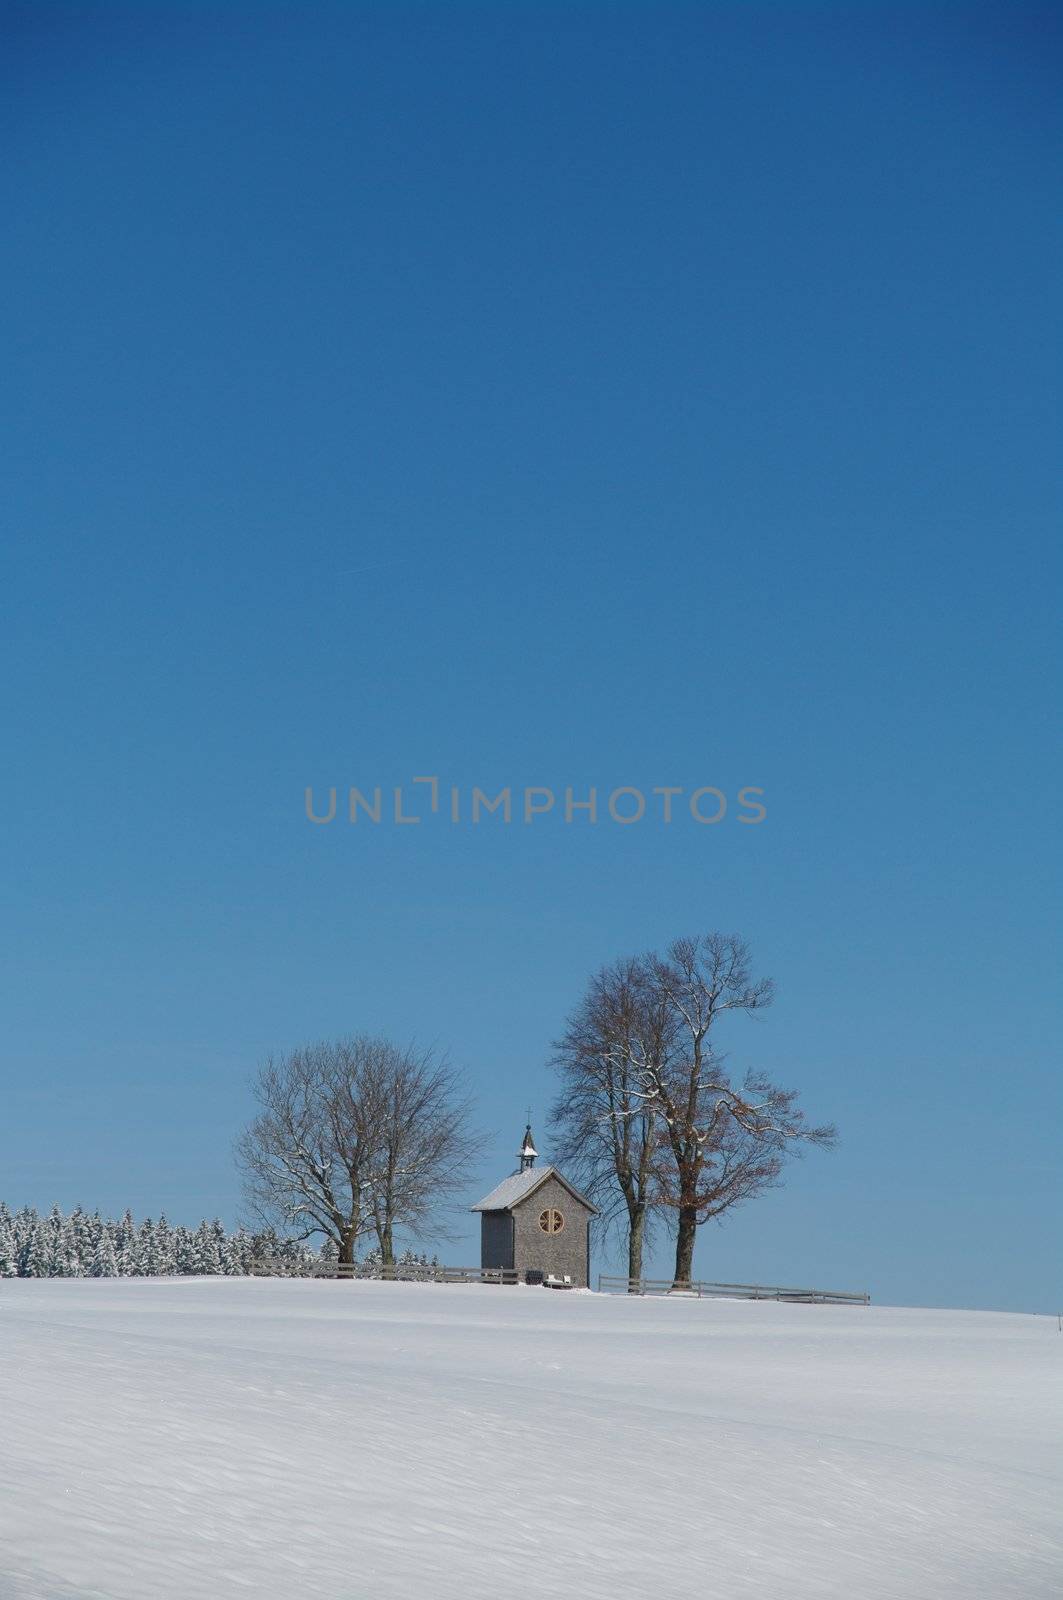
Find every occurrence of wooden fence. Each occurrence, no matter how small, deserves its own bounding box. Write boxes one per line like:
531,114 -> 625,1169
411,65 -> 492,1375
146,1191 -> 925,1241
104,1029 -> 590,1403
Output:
249,1261 -> 519,1286
597,1275 -> 870,1306
247,1262 -> 867,1303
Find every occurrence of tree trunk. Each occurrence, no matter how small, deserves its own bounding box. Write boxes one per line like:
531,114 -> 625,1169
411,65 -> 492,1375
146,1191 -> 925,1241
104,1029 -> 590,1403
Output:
672,1205 -> 697,1287
378,1220 -> 395,1267
627,1203 -> 646,1290
337,1226 -> 357,1267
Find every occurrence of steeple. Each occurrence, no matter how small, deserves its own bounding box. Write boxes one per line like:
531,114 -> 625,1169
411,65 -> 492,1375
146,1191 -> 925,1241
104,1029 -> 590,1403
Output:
518,1123 -> 538,1172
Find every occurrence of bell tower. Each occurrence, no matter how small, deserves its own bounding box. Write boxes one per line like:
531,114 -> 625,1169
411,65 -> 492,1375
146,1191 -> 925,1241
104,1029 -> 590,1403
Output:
517,1123 -> 538,1172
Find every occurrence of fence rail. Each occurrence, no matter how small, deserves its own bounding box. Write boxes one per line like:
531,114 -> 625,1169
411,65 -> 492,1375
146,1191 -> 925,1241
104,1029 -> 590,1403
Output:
247,1261 -> 867,1303
597,1274 -> 870,1306
249,1261 -> 519,1286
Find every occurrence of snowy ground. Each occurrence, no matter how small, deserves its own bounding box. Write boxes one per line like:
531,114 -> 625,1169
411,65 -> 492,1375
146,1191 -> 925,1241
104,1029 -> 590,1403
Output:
0,1279 -> 1059,1599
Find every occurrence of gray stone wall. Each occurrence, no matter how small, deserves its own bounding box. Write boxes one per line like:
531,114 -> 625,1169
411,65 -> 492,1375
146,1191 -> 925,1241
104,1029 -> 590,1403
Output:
512,1174 -> 592,1287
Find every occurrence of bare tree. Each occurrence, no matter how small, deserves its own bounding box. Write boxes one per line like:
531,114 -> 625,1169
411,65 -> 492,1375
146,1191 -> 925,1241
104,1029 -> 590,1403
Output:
550,934 -> 837,1287
549,959 -> 670,1284
645,934 -> 836,1284
363,1043 -> 482,1265
236,1035 -> 481,1267
236,1039 -> 380,1264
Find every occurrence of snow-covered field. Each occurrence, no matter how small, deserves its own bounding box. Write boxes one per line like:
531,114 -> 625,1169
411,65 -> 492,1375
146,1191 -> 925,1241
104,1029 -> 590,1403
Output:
0,1279 -> 1059,1599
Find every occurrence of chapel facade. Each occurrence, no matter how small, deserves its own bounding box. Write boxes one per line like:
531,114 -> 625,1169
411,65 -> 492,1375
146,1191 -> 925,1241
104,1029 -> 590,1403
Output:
470,1124 -> 598,1287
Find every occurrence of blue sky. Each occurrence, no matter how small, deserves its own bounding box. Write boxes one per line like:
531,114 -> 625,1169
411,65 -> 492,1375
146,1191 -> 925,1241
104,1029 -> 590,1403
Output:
2,3 -> 1059,1311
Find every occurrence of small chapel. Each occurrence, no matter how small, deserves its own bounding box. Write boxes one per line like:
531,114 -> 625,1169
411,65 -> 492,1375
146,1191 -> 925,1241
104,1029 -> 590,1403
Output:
470,1124 -> 598,1287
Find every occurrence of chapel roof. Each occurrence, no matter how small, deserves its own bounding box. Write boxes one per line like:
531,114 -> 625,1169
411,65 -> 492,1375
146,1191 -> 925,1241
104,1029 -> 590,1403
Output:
470,1164 -> 599,1215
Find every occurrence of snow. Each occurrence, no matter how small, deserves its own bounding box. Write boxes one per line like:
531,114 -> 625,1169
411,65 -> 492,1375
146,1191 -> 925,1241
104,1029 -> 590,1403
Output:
1,1279 -> 1059,1599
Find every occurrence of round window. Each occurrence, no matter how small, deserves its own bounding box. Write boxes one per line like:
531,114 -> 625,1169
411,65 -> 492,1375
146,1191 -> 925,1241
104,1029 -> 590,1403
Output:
538,1207 -> 565,1235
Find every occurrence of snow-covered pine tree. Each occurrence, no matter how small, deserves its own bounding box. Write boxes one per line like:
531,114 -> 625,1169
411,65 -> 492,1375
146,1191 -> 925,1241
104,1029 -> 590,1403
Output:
43,1204 -> 63,1276
90,1230 -> 118,1277
18,1216 -> 50,1278
40,1204 -> 81,1277
194,1220 -> 222,1274
172,1224 -> 199,1275
135,1217 -> 161,1276
155,1215 -> 176,1275
0,1215 -> 17,1277
11,1208 -> 35,1275
249,1225 -> 280,1274
68,1207 -> 94,1272
221,1227 -> 251,1276
58,1212 -> 82,1277
83,1209 -> 105,1259
358,1245 -> 382,1279
114,1211 -> 136,1276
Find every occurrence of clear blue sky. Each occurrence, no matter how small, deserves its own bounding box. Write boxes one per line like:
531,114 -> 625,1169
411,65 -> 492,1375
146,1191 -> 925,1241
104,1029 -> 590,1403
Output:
2,3 -> 1059,1311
